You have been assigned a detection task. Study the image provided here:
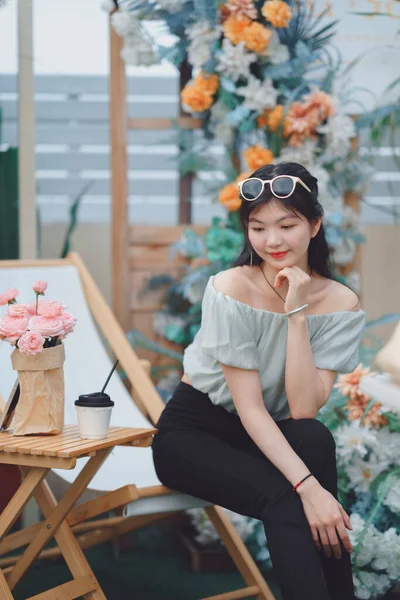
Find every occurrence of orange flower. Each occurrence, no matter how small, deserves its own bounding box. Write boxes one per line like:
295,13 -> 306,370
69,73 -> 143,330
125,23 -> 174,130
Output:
303,89 -> 335,121
334,363 -> 377,401
345,395 -> 388,429
261,0 -> 292,28
243,22 -> 272,53
243,145 -> 274,171
222,15 -> 251,45
219,3 -> 231,24
224,0 -> 258,20
195,72 -> 219,95
181,85 -> 214,113
257,112 -> 269,128
257,105 -> 284,131
346,400 -> 365,422
267,104 -> 284,131
363,403 -> 389,428
219,183 -> 242,212
283,93 -> 334,146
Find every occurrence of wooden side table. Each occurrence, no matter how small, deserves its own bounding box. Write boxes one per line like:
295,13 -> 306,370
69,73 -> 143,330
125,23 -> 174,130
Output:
0,425 -> 156,599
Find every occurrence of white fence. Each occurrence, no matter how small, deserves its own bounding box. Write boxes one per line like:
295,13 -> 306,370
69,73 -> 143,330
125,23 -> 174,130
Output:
0,74 -> 399,225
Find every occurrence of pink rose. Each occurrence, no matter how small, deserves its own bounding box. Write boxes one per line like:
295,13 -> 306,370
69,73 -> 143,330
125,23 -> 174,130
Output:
26,300 -> 63,318
59,311 -> 77,335
18,331 -> 45,355
38,301 -> 63,318
26,303 -> 37,316
7,304 -> 29,318
0,288 -> 19,305
0,315 -> 29,338
29,315 -> 65,338
33,280 -> 47,294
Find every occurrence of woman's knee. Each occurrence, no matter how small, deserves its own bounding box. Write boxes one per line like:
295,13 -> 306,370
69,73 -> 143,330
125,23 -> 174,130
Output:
290,418 -> 336,454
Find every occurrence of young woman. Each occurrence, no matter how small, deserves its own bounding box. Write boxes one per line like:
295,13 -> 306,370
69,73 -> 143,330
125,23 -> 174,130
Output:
152,161 -> 366,600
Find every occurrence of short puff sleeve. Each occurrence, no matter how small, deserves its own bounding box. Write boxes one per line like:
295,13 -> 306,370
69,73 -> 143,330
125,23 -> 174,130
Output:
199,282 -> 260,370
311,310 -> 366,374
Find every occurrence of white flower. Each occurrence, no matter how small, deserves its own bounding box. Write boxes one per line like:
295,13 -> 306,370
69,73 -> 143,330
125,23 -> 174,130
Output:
157,0 -> 185,11
188,43 -> 212,69
383,478 -> 400,514
332,237 -> 357,266
373,430 -> 400,465
335,421 -> 377,464
267,31 -> 290,65
341,205 -> 363,235
111,11 -> 138,37
209,102 -> 235,144
318,111 -> 356,160
276,139 -> 318,168
152,313 -> 186,337
345,456 -> 387,494
185,20 -> 220,44
236,76 -> 278,113
187,508 -> 254,546
215,40 -> 256,83
353,572 -> 391,600
186,21 -> 221,69
320,193 -> 343,219
100,0 -> 116,12
349,513 -> 382,568
373,527 -> 400,579
213,121 -> 235,145
122,37 -> 159,66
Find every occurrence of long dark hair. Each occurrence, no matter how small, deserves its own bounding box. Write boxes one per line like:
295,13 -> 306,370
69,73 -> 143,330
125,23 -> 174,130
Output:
232,161 -> 334,279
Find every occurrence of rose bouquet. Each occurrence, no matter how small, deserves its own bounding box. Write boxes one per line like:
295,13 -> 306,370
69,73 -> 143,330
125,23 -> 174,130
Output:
0,281 -> 77,435
0,281 -> 76,353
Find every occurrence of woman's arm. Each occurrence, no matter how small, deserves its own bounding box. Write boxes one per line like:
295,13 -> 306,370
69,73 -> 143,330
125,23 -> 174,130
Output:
221,364 -> 353,559
275,266 -> 360,419
285,313 -> 336,419
221,364 -> 314,486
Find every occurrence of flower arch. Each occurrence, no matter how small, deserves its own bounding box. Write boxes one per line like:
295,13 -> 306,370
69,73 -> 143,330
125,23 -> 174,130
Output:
108,0 -> 373,292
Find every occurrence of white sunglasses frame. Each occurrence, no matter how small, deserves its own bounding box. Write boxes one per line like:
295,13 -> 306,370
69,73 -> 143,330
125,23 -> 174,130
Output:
237,175 -> 312,201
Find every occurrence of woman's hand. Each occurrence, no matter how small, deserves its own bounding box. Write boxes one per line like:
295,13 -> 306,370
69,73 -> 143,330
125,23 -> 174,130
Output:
274,266 -> 311,314
297,477 -> 353,559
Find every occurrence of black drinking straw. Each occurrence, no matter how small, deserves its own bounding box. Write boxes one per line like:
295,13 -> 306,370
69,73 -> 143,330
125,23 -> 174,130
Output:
101,359 -> 119,394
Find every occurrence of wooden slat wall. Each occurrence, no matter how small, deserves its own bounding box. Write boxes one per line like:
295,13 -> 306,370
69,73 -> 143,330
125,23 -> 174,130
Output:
129,225 -> 207,370
0,74 -> 399,226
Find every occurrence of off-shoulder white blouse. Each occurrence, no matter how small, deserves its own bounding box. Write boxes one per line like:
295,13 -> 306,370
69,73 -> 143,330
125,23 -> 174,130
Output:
183,275 -> 366,421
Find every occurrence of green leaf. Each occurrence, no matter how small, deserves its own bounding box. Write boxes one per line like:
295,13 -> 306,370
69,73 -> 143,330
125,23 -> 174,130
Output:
60,181 -> 93,258
126,328 -> 183,362
359,398 -> 377,425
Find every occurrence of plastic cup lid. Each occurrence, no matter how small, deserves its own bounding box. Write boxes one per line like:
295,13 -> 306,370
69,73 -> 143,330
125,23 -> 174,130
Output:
74,392 -> 114,408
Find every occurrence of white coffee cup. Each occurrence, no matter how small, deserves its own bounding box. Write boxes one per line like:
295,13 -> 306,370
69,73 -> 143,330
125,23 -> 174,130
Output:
75,392 -> 114,440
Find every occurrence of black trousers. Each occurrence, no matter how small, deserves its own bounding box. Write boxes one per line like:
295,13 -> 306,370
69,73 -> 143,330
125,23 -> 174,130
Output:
152,382 -> 355,600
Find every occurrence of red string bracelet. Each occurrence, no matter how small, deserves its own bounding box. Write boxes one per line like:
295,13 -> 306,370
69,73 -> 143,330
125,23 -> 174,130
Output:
293,473 -> 314,492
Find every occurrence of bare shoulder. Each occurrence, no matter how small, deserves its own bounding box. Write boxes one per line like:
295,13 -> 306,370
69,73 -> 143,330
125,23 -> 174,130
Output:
326,279 -> 361,312
213,267 -> 249,302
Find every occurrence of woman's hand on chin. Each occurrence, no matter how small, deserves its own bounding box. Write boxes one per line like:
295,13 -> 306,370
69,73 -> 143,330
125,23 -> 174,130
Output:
274,266 -> 311,313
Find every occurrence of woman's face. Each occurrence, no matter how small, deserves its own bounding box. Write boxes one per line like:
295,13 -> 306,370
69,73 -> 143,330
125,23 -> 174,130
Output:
247,200 -> 321,270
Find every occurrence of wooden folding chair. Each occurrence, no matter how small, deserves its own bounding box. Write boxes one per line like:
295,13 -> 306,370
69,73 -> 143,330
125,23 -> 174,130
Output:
0,253 -> 276,600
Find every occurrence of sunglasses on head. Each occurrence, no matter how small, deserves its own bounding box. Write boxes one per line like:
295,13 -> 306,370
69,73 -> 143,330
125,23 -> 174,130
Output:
237,175 -> 312,202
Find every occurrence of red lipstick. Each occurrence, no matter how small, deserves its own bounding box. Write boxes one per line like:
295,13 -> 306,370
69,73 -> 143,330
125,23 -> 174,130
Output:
270,251 -> 288,259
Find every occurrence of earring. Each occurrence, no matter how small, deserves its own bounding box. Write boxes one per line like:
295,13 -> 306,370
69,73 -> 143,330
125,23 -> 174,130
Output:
250,249 -> 253,267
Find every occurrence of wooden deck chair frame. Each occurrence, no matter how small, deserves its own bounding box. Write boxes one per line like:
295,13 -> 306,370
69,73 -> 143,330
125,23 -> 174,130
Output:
0,253 -> 276,600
